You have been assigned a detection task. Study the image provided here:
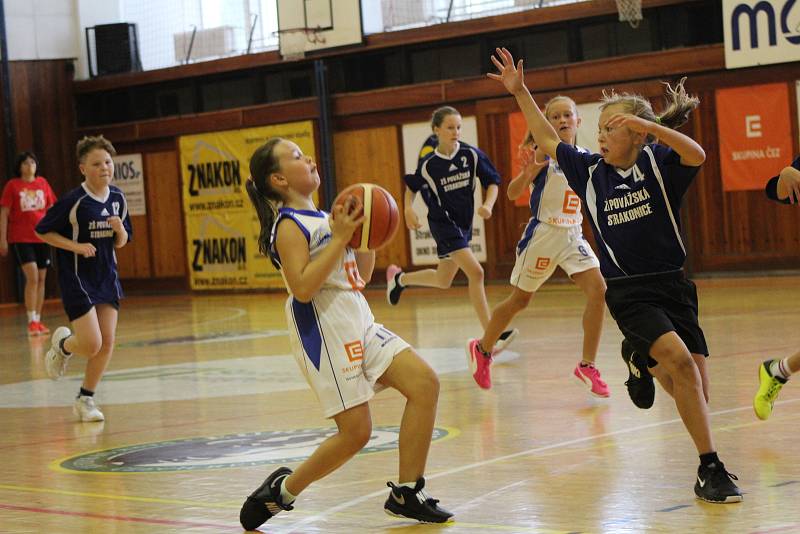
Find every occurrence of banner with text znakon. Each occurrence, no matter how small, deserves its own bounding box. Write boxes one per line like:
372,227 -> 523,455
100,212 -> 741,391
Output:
179,121 -> 315,290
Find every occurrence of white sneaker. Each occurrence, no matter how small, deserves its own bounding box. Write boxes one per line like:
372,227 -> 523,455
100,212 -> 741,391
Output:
73,396 -> 105,422
494,328 -> 519,353
45,326 -> 72,380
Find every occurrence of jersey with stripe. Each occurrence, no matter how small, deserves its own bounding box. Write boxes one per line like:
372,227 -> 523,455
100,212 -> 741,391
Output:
268,207 -> 365,294
35,183 -> 132,300
555,142 -> 699,279
529,147 -> 587,228
516,152 -> 587,254
404,141 -> 501,230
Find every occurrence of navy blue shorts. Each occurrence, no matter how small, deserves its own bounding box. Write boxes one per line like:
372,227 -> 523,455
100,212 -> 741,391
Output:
58,270 -> 123,322
63,297 -> 120,322
428,218 -> 471,259
11,242 -> 51,269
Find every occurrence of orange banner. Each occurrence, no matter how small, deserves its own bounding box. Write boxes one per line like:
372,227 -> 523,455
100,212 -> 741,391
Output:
508,111 -> 532,206
715,83 -> 792,192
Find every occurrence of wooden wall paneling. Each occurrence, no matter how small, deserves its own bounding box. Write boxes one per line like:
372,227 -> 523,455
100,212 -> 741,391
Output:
332,127 -> 407,272
143,151 -> 187,278
475,110 -> 514,280
334,83 -> 448,117
242,98 -> 318,127
0,60 -> 77,304
685,83 -> 800,273
115,214 -> 151,279
77,123 -> 139,144
137,110 -> 244,139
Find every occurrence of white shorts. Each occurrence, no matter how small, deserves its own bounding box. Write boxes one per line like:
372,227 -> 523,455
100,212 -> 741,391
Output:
285,288 -> 410,418
510,223 -> 600,293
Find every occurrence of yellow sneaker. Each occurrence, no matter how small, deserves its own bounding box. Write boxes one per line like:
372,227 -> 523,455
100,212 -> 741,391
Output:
754,360 -> 787,420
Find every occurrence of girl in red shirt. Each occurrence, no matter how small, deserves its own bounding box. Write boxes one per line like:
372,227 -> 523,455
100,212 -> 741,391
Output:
0,152 -> 57,335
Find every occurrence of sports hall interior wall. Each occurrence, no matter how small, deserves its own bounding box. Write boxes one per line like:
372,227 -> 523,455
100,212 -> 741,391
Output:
0,0 -> 798,304
0,59 -> 77,304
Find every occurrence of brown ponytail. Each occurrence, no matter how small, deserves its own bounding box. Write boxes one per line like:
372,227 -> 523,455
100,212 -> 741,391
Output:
246,138 -> 284,257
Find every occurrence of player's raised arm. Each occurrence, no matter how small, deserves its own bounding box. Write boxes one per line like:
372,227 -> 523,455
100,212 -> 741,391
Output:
487,48 -> 560,159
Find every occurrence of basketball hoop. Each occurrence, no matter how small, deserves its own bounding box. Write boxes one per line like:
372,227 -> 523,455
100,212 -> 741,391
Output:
616,0 -> 643,28
276,28 -> 326,61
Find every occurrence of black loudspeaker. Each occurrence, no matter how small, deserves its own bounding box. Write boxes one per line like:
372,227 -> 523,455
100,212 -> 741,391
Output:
87,23 -> 142,77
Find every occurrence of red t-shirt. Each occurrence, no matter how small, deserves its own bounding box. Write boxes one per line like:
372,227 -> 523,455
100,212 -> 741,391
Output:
0,176 -> 57,243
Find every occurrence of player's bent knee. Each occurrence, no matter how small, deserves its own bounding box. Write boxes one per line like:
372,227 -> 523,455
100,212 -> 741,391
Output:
81,338 -> 103,357
347,422 -> 372,451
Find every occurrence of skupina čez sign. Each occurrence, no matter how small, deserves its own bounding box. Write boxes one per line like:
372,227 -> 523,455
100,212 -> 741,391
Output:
723,0 -> 800,68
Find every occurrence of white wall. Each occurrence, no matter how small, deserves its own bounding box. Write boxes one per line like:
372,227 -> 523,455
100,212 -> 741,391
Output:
5,0 -> 79,61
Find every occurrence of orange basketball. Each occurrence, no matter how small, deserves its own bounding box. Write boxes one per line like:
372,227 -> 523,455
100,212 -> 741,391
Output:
332,183 -> 400,251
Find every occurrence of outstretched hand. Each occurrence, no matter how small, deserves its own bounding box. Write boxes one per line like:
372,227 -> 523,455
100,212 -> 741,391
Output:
487,47 -> 526,95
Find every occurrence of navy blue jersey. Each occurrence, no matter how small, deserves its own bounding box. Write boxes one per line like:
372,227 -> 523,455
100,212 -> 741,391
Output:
404,141 -> 501,230
765,156 -> 799,204
556,142 -> 699,279
36,183 -> 133,307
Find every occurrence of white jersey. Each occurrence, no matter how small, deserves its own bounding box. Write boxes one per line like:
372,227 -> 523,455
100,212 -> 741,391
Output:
268,207 -> 409,418
528,146 -> 588,228
268,207 -> 365,294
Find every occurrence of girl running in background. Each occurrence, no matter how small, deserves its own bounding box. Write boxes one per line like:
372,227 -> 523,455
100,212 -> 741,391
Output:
36,136 -> 131,422
387,106 -> 518,362
240,137 -> 452,530
467,97 -> 608,394
0,151 -> 57,336
489,47 -> 741,504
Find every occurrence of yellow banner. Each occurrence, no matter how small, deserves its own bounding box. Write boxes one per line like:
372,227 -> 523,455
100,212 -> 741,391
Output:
179,121 -> 315,290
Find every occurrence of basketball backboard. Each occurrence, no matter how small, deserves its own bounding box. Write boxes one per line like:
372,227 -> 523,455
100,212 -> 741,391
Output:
276,0 -> 363,59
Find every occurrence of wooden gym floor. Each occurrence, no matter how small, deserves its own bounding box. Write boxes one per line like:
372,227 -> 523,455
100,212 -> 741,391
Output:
0,275 -> 798,533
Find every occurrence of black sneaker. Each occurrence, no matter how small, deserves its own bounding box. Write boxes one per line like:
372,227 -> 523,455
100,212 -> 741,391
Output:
384,477 -> 453,523
694,462 -> 743,503
386,264 -> 405,306
620,339 -> 655,409
239,466 -> 294,530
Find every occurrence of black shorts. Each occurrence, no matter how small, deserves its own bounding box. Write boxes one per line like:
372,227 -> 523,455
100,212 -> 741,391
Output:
11,242 -> 51,269
605,270 -> 708,362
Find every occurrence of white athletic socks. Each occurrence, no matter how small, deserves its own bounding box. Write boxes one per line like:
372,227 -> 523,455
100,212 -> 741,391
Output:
770,358 -> 793,380
280,477 -> 296,505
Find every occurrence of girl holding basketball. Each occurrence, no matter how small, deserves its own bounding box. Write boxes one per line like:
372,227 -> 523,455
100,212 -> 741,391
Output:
239,137 -> 452,530
386,106 -> 518,373
489,47 -> 741,503
467,98 -> 609,395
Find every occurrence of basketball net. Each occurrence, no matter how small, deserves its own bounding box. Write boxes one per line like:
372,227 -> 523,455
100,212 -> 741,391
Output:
616,0 -> 643,28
